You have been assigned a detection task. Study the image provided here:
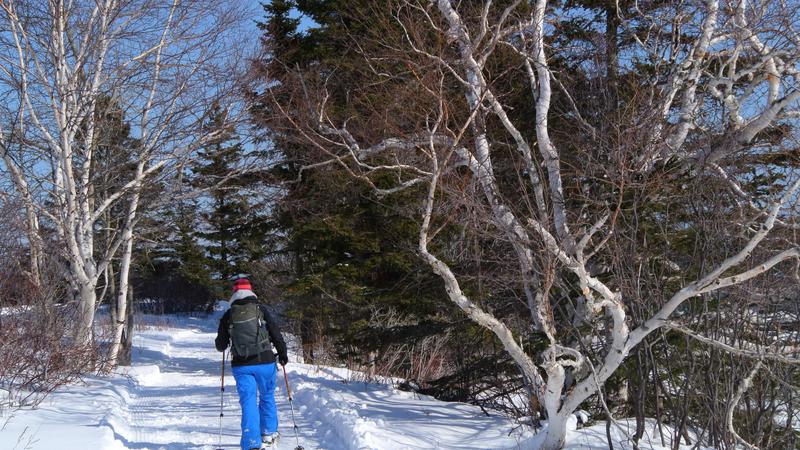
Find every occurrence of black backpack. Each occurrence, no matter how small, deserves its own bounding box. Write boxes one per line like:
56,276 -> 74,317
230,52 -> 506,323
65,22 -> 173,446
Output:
228,302 -> 272,357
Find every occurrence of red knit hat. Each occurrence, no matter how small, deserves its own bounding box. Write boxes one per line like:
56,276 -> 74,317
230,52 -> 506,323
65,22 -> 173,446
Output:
232,278 -> 252,293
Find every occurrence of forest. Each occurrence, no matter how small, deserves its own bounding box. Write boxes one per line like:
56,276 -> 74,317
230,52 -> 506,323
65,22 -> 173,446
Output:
1,1 -> 800,449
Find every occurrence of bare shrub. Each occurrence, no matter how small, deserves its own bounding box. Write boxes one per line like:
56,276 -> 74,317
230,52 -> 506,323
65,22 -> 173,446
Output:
0,267 -> 105,416
341,309 -> 452,384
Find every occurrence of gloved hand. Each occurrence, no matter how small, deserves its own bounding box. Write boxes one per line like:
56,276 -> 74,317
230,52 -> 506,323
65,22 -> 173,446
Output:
278,354 -> 288,366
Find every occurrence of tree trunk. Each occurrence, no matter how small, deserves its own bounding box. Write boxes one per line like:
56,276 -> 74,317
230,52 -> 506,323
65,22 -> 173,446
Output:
541,413 -> 569,450
25,212 -> 43,288
118,285 -> 135,366
108,223 -> 135,365
1,152 -> 43,288
301,317 -> 316,364
632,349 -> 646,449
75,281 -> 97,346
108,181 -> 140,365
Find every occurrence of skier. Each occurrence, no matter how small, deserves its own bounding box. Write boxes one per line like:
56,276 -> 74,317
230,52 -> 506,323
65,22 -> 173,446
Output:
215,275 -> 289,450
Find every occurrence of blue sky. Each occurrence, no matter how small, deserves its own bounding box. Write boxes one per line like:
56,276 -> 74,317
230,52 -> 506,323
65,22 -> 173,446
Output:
244,1 -> 318,36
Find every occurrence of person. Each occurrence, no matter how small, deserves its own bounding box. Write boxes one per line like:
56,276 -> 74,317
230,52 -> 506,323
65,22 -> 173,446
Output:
215,276 -> 289,450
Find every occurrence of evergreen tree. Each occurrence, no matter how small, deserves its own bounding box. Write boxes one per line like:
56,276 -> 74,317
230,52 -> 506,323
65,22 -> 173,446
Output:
133,192 -> 216,313
190,105 -> 251,291
186,103 -> 276,298
173,199 -> 213,287
251,1 -> 511,398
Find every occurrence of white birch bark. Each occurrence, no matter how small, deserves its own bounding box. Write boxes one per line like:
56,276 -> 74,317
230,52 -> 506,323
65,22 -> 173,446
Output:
726,361 -> 762,450
106,166 -> 143,365
0,0 -> 247,353
0,139 -> 44,287
280,0 -> 800,447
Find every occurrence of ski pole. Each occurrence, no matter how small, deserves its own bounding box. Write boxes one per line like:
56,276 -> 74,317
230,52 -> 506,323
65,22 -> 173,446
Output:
216,351 -> 225,450
282,364 -> 304,450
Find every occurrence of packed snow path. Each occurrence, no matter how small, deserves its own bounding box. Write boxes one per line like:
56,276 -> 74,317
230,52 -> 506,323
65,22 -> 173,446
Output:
109,325 -> 325,450
2,314 -> 532,449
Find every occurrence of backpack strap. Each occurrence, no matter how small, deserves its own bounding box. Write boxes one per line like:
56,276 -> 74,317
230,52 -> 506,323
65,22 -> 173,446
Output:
258,305 -> 271,343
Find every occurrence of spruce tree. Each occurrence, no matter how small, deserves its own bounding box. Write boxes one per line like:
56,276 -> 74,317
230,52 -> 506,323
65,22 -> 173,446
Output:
252,1 -> 482,385
189,103 -> 274,298
191,105 -> 250,290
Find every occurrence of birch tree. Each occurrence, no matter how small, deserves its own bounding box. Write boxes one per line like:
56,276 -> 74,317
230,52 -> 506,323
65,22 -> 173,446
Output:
0,0 -> 249,362
260,0 -> 800,447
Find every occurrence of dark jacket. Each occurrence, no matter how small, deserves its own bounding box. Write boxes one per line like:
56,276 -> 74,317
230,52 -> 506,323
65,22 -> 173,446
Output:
215,296 -> 288,367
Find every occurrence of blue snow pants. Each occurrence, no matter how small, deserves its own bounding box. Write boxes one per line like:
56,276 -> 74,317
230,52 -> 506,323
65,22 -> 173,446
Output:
232,362 -> 278,450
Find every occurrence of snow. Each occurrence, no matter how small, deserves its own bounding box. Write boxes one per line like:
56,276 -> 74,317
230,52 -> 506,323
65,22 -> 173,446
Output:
1,313 -> 709,449
0,305 -> 31,316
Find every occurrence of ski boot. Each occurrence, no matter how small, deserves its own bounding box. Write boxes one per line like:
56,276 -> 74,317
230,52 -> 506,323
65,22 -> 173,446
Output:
261,432 -> 280,448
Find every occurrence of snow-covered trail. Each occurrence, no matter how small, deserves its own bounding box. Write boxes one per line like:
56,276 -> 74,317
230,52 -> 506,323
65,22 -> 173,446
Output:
2,314 -> 532,449
104,319 -> 331,450
11,319 -> 327,450
1,312 -> 713,449
121,319 -> 527,449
